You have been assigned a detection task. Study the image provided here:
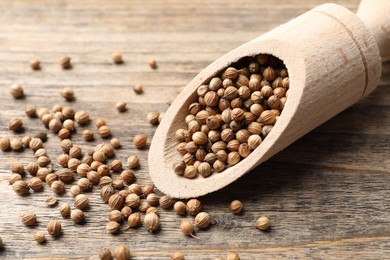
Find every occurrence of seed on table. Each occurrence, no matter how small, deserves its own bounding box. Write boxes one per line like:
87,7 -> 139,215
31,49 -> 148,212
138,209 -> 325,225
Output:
51,180 -> 65,194
127,212 -> 141,228
47,220 -> 61,237
133,134 -> 147,148
133,84 -> 143,94
121,206 -> 132,218
34,231 -> 46,244
147,112 -> 160,125
38,156 -> 51,167
22,212 -> 37,226
12,180 -> 29,195
194,212 -> 210,230
0,137 -> 10,151
71,209 -> 85,224
144,212 -> 159,232
10,163 -> 24,174
108,210 -> 123,222
74,111 -> 90,125
127,155 -> 139,169
10,138 -> 22,151
108,194 -> 124,210
116,102 -> 127,112
78,178 -> 92,191
9,84 -> 24,99
45,173 -> 58,186
44,196 -> 58,206
115,244 -> 131,260
170,251 -> 185,260
125,193 -> 140,208
8,118 -> 23,132
82,129 -> 94,141
226,252 -> 240,260
159,195 -> 174,209
256,216 -> 270,231
29,177 -> 43,192
106,221 -> 120,234
29,138 -> 43,152
59,203 -> 71,218
146,193 -> 159,206
98,126 -> 111,138
99,248 -> 112,260
148,59 -> 157,69
186,199 -> 202,216
70,185 -> 81,197
69,145 -> 82,158
110,138 -> 121,149
74,194 -> 89,210
36,168 -> 50,181
112,52 -> 123,64
9,173 -> 22,185
60,87 -> 75,101
59,56 -> 71,69
229,200 -> 243,214
180,219 -> 196,237
174,201 -> 187,216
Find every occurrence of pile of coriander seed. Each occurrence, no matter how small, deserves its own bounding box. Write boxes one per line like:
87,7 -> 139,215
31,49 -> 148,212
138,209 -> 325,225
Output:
1,54 -> 272,260
173,54 -> 289,179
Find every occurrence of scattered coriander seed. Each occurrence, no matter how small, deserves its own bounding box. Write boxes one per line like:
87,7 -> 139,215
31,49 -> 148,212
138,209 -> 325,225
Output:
78,177 -> 92,191
186,199 -> 202,216
45,196 -> 58,206
148,59 -> 157,69
172,161 -> 185,176
29,138 -> 43,152
22,135 -> 32,148
70,185 -> 81,197
9,173 -> 22,185
99,248 -> 113,260
227,252 -> 240,260
82,129 -> 94,141
125,193 -> 140,208
60,139 -> 72,153
58,168 -> 74,182
10,138 -> 23,151
59,56 -> 71,69
45,173 -> 58,186
108,194 -> 124,210
110,138 -> 121,149
12,180 -> 29,195
22,212 -> 37,226
115,244 -> 131,260
133,84 -> 143,94
36,168 -> 50,181
174,201 -> 187,216
133,134 -> 147,148
75,110 -> 90,125
142,184 -> 154,196
194,212 -> 211,229
170,251 -> 185,260
180,219 -> 196,238
146,193 -> 160,206
8,118 -> 23,132
256,216 -> 270,231
138,201 -> 150,212
98,126 -> 111,138
144,212 -> 160,232
229,200 -> 243,214
25,104 -> 37,117
109,210 -> 123,222
69,145 -> 82,158
116,102 -> 127,112
61,87 -> 75,101
34,231 -> 46,244
9,84 -> 24,99
74,194 -> 89,210
37,156 -> 51,167
0,137 -> 10,151
159,195 -> 174,209
127,212 -> 141,228
112,52 -> 123,64
147,112 -> 160,125
47,220 -> 61,237
51,180 -> 65,194
29,177 -> 43,192
59,203 -> 71,218
146,207 -> 159,215
10,163 -> 24,174
106,221 -> 120,234
100,185 -> 115,202
120,170 -> 135,184
71,209 -> 85,224
121,206 -> 132,218
57,154 -> 70,167
127,155 -> 139,169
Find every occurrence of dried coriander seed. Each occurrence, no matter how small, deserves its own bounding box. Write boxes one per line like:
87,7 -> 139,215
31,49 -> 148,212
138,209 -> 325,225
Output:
71,209 -> 85,224
133,134 -> 147,148
256,216 -> 270,231
25,105 -> 37,117
61,87 -> 75,101
112,52 -> 123,64
45,196 -> 58,206
115,244 -> 131,260
133,84 -> 143,94
59,56 -> 71,69
100,248 -> 113,260
98,126 -> 111,138
10,138 -> 23,151
186,199 -> 202,216
144,212 -> 160,232
29,177 -> 43,192
12,180 -> 29,195
110,138 -> 121,149
59,203 -> 71,218
9,84 -> 24,99
106,221 -> 120,234
146,193 -> 160,206
0,137 -> 10,151
180,219 -> 196,238
51,180 -> 65,194
159,195 -> 174,209
34,231 -> 46,244
116,102 -> 127,112
127,155 -> 139,169
47,220 -> 61,237
174,201 -> 187,216
108,210 -> 123,222
170,251 -> 185,260
9,173 -> 22,185
147,112 -> 160,125
108,194 -> 124,210
227,252 -> 240,260
127,212 -> 141,227
82,129 -> 94,141
194,212 -> 210,229
173,161 -> 186,176
148,59 -> 157,69
74,194 -> 89,210
229,200 -> 243,214
22,212 -> 37,226
8,118 -> 23,132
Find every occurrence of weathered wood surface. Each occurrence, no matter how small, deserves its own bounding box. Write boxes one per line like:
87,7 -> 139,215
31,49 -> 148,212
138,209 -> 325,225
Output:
0,0 -> 389,259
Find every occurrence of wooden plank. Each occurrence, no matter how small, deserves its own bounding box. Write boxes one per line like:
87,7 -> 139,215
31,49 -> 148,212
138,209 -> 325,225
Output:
2,0 -> 390,259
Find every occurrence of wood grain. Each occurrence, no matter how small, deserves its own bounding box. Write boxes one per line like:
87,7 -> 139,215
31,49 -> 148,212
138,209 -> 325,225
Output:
1,0 -> 389,259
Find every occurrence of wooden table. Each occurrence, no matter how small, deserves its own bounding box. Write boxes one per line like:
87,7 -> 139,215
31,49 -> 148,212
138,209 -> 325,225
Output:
1,0 -> 389,259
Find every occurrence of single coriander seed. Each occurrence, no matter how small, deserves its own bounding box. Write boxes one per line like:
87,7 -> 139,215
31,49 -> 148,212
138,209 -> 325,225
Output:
112,52 -> 123,64
133,134 -> 147,148
59,203 -> 71,218
186,199 -> 202,216
12,180 -> 29,195
174,201 -> 187,216
229,200 -> 243,214
180,219 -> 196,238
34,231 -> 46,244
227,252 -> 240,260
9,84 -> 24,99
22,212 -> 37,226
60,87 -> 75,101
47,220 -> 61,237
99,248 -> 113,260
71,209 -> 85,224
59,56 -> 72,69
194,212 -> 211,229
127,212 -> 141,228
114,244 -> 131,260
133,84 -> 143,94
127,155 -> 139,169
44,196 -> 58,207
116,102 -> 127,112
8,118 -> 23,132
170,251 -> 185,260
144,212 -> 160,233
148,59 -> 157,69
106,221 -> 120,234
256,216 -> 270,231
147,112 -> 160,125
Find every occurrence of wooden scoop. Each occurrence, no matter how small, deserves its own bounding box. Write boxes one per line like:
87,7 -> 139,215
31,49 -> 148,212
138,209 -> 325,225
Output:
149,0 -> 390,198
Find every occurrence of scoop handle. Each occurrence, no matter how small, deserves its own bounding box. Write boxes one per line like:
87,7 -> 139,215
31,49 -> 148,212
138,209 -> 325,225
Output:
357,0 -> 390,61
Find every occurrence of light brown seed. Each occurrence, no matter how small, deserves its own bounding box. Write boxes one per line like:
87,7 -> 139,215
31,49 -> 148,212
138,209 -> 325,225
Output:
186,199 -> 202,216
59,203 -> 71,218
71,209 -> 85,224
127,212 -> 141,227
99,248 -> 112,260
106,221 -> 120,234
133,84 -> 143,94
47,220 -> 61,237
12,180 -> 29,195
148,59 -> 157,69
22,212 -> 37,226
116,102 -> 127,112
144,212 -> 160,232
8,118 -> 23,132
115,244 -> 131,260
256,216 -> 270,231
133,134 -> 147,148
34,231 -> 46,244
112,52 -> 123,64
59,56 -> 71,69
45,196 -> 58,206
9,84 -> 24,99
